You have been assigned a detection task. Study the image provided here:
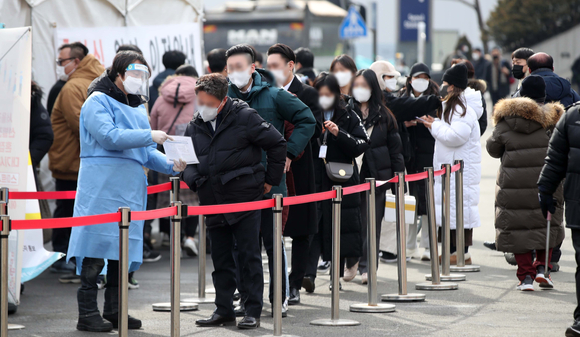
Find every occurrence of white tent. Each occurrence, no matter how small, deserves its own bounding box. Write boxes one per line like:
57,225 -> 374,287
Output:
0,0 -> 203,97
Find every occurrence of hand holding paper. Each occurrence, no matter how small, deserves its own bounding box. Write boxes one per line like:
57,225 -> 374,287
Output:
163,136 -> 199,164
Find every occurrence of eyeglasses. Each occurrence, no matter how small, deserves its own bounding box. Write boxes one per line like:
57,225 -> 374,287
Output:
56,57 -> 75,66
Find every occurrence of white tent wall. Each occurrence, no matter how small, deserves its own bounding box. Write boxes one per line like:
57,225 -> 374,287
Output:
1,0 -> 202,102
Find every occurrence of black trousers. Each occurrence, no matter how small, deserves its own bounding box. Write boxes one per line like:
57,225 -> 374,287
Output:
305,229 -> 322,279
52,179 -> 77,254
358,190 -> 386,274
259,206 -> 287,303
77,258 -> 118,318
209,211 -> 263,318
572,229 -> 580,320
159,216 -> 198,238
289,235 -> 312,290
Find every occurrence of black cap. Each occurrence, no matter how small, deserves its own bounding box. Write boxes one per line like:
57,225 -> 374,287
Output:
442,63 -> 468,89
520,75 -> 546,103
409,62 -> 430,78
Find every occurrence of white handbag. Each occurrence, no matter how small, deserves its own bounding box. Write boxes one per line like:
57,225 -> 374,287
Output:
384,192 -> 416,225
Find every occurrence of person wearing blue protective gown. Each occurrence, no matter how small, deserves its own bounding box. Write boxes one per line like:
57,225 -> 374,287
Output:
67,51 -> 186,333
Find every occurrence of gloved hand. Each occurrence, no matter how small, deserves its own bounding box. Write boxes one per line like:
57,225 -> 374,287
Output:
172,159 -> 187,173
151,130 -> 174,145
538,192 -> 556,219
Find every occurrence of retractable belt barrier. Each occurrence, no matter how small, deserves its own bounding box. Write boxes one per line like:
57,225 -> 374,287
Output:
0,163 -> 462,337
8,163 -> 460,231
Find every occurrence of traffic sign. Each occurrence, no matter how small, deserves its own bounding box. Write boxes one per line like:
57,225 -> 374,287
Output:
339,6 -> 367,40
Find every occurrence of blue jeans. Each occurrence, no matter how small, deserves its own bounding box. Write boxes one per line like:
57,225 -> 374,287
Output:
77,258 -> 118,318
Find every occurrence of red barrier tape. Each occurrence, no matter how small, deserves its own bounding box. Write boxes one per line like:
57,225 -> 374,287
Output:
13,212 -> 121,230
9,163 -> 465,230
132,206 -> 177,221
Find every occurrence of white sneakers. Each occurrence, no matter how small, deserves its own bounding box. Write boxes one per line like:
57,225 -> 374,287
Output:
421,248 -> 431,261
183,238 -> 199,257
343,262 -> 359,282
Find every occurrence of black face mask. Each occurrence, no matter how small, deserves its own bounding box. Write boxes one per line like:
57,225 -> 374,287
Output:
439,84 -> 449,98
512,64 -> 526,79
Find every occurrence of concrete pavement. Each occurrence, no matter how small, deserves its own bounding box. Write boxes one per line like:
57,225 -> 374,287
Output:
6,127 -> 578,337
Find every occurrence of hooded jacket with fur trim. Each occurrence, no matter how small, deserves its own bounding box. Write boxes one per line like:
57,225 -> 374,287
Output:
487,97 -> 565,253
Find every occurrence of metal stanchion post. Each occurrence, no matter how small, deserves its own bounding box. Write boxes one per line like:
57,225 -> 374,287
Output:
1,187 -> 9,337
382,173 -> 425,302
311,186 -> 360,326
118,207 -> 130,337
417,169 -> 458,290
185,215 -> 214,304
350,179 -> 395,312
450,160 -> 480,273
153,178 -> 198,312
426,164 -> 465,282
273,194 -> 283,335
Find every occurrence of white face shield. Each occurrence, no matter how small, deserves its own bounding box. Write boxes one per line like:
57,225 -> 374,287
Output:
123,63 -> 150,101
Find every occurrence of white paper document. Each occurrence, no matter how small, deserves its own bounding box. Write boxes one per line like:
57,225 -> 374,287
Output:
163,136 -> 199,164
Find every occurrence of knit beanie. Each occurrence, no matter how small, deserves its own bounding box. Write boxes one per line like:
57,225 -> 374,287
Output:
520,75 -> 546,103
442,63 -> 468,89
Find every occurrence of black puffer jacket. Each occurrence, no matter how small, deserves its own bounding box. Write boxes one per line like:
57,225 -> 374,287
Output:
318,105 -> 369,261
538,102 -> 580,229
182,98 -> 287,228
384,90 -> 441,215
29,82 -> 54,167
352,101 -> 405,194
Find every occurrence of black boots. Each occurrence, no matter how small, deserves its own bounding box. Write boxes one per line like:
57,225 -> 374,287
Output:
77,315 -> 113,332
102,313 -> 142,329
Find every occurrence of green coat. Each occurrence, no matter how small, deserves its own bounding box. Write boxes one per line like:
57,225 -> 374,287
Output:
228,69 -> 316,197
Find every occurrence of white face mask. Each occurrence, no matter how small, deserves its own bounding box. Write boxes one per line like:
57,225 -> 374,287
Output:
384,78 -> 398,91
334,71 -> 352,88
411,78 -> 429,93
472,53 -> 480,61
198,99 -> 225,122
271,69 -> 287,87
122,76 -> 144,95
55,61 -> 76,81
319,95 -> 335,110
353,87 -> 371,103
229,66 -> 253,89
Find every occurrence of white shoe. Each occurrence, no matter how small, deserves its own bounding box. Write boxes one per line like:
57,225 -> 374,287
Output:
343,262 -> 358,282
361,273 -> 368,285
407,248 -> 418,259
421,248 -> 431,261
183,238 -> 198,257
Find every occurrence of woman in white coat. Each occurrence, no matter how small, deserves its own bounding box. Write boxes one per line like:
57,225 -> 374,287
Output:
419,63 -> 483,265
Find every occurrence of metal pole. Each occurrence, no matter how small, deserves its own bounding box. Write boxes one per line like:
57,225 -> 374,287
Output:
198,215 -> 207,299
311,186 -> 360,326
382,173 -> 425,302
350,179 -> 395,312
428,164 -> 465,282
417,21 -> 426,63
273,194 -> 283,336
1,187 -> 9,337
450,160 -> 480,272
170,201 -> 183,337
153,178 -> 199,312
417,169 -> 458,290
118,207 -> 130,337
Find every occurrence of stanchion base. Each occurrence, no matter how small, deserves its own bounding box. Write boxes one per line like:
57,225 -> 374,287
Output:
152,302 -> 199,312
8,324 -> 25,330
450,265 -> 481,272
381,293 -> 426,302
310,319 -> 361,326
349,303 -> 396,313
425,273 -> 466,282
415,282 -> 458,290
183,297 -> 215,304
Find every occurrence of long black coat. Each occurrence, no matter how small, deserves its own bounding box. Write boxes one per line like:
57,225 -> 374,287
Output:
30,83 -> 54,167
318,105 -> 369,261
384,91 -> 441,215
182,98 -> 286,228
284,77 -> 321,237
539,102 -> 580,229
353,103 -> 405,195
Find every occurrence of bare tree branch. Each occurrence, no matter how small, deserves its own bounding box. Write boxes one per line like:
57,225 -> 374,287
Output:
446,0 -> 476,9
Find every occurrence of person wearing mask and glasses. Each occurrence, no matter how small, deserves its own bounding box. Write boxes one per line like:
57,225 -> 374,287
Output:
67,51 -> 186,332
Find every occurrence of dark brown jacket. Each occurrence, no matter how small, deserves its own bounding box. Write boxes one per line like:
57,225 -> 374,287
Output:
487,97 -> 565,253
